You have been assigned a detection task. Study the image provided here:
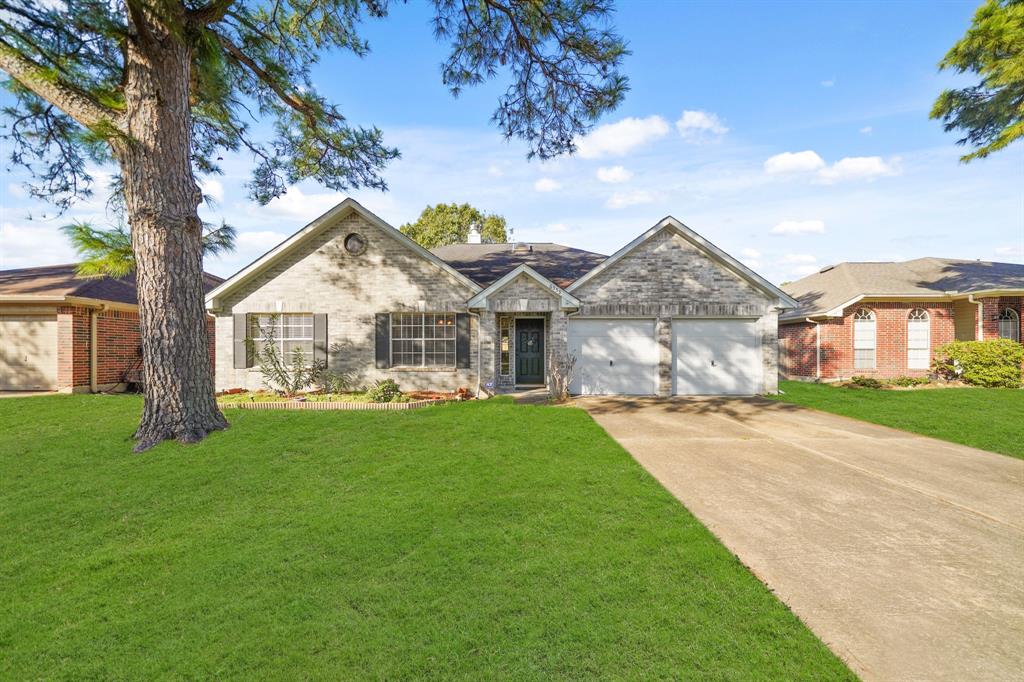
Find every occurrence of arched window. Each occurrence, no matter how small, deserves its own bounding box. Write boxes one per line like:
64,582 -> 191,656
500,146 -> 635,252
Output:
999,308 -> 1020,342
907,309 -> 930,369
853,308 -> 876,370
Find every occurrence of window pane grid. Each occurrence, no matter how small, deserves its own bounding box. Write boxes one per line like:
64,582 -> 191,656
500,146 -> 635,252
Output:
907,309 -> 930,369
390,313 -> 456,367
853,308 -> 876,370
248,313 -> 314,363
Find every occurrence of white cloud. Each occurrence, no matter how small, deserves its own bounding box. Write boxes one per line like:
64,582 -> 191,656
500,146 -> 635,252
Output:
0,221 -> 78,269
739,247 -> 762,268
781,253 -> 818,264
790,264 -> 821,277
605,190 -> 655,209
764,150 -> 826,174
546,222 -> 571,233
199,178 -> 224,203
771,219 -> 826,235
995,244 -> 1024,260
259,186 -> 345,221
817,156 -> 900,184
764,151 -> 900,184
859,126 -> 873,135
675,110 -> 728,142
596,166 -> 633,184
575,115 -> 670,158
487,164 -> 504,177
821,78 -> 835,88
533,177 -> 562,192
6,183 -> 27,199
237,230 -> 288,251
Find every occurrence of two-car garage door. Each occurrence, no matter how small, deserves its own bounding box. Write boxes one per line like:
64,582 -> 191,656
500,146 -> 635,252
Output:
567,318 -> 761,396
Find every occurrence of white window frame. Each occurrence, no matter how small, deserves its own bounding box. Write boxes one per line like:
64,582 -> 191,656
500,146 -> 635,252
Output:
907,308 -> 930,369
248,313 -> 314,363
390,312 -> 456,368
998,308 -> 1020,342
499,316 -> 512,376
853,308 -> 876,370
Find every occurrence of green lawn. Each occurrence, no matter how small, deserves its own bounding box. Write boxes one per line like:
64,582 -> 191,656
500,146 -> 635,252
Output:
0,395 -> 850,679
771,381 -> 1024,460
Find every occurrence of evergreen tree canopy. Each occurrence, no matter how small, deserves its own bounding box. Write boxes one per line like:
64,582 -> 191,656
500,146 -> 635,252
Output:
0,0 -> 629,209
932,0 -> 1024,161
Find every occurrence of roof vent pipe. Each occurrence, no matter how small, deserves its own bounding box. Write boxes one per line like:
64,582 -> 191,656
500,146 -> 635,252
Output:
467,223 -> 482,244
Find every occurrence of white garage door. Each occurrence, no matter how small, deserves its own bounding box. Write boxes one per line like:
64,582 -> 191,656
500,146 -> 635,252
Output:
0,315 -> 59,391
568,319 -> 658,395
673,319 -> 761,395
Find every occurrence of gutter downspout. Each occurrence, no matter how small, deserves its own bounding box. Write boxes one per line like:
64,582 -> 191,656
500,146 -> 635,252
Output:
806,317 -> 821,381
89,304 -> 106,393
967,294 -> 984,340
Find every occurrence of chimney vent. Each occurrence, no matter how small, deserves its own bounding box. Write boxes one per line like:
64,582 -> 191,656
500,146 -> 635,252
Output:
467,223 -> 482,244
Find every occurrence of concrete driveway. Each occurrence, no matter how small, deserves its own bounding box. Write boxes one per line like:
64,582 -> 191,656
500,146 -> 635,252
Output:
579,397 -> 1024,681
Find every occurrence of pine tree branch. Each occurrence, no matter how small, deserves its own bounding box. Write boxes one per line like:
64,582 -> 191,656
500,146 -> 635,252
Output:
188,0 -> 236,26
215,32 -> 318,126
0,37 -> 125,132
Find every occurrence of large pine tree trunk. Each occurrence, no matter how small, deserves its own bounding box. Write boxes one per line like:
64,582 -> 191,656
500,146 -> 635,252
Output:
116,10 -> 228,452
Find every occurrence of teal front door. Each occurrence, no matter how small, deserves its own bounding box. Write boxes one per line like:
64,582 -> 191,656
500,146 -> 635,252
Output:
515,319 -> 544,385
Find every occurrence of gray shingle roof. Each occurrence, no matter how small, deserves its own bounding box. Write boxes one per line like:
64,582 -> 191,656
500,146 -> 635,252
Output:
781,258 -> 1024,320
0,263 -> 224,305
430,243 -> 607,288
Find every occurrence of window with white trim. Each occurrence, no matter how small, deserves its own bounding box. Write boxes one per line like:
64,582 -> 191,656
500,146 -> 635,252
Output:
248,313 -> 314,362
907,308 -> 930,369
999,308 -> 1020,342
391,313 -> 456,367
853,308 -> 876,370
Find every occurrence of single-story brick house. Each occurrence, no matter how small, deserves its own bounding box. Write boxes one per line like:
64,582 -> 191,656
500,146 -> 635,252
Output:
205,198 -> 797,396
0,264 -> 222,392
779,258 -> 1024,381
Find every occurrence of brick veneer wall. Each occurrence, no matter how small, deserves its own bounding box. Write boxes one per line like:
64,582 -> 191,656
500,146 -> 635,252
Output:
781,301 -> 957,380
779,322 -> 818,378
979,296 -> 1022,341
214,211 -> 478,392
572,228 -> 780,395
56,305 -> 216,391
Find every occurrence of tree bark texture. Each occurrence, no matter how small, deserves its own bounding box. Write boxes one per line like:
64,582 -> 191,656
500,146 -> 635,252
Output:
115,9 -> 227,451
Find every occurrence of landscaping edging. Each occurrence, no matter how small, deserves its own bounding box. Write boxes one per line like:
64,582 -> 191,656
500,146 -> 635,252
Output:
219,398 -> 450,411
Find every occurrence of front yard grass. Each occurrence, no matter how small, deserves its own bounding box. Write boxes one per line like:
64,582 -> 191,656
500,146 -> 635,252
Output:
771,380 -> 1024,460
0,395 -> 851,679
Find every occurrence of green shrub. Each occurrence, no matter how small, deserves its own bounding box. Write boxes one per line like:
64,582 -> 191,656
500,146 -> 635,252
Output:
849,375 -> 883,389
934,339 -> 1023,388
367,378 -> 402,403
889,375 -> 930,388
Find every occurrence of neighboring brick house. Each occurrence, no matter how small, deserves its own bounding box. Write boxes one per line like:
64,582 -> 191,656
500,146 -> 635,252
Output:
0,264 -> 222,392
206,199 -> 796,396
779,258 -> 1024,381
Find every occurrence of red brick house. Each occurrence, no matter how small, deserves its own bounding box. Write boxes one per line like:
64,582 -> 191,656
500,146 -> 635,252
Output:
779,258 -> 1023,381
0,264 -> 222,392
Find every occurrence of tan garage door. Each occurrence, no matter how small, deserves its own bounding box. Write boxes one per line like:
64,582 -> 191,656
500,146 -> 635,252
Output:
0,315 -> 59,391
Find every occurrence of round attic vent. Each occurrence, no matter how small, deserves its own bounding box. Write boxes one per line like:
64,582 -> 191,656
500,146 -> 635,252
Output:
344,232 -> 367,255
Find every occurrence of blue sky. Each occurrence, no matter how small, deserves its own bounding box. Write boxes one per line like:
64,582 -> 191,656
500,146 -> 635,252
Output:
2,0 -> 1022,283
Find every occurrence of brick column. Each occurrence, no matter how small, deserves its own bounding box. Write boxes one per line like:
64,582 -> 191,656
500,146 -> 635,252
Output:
656,317 -> 672,396
477,310 -> 497,396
